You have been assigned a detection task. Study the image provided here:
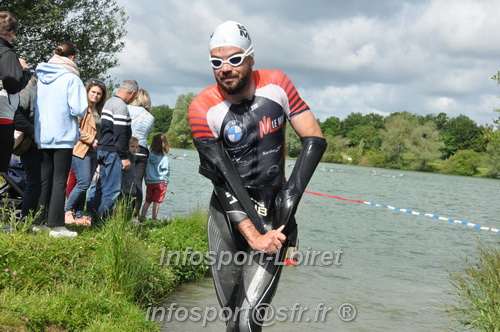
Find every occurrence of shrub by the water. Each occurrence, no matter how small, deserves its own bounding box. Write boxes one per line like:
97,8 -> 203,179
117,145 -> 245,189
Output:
448,240 -> 500,331
441,149 -> 482,176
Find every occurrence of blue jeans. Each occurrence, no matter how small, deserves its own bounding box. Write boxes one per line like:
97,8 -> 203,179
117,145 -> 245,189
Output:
20,146 -> 42,218
65,152 -> 97,218
86,178 -> 97,210
93,150 -> 122,220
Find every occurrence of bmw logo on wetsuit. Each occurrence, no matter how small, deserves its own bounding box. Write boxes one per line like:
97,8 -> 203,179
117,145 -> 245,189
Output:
223,120 -> 247,147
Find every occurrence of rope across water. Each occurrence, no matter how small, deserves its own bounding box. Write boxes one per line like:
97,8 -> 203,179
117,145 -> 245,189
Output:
305,191 -> 500,233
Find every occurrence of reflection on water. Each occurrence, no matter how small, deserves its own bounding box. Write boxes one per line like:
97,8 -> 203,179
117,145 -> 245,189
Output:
158,148 -> 499,331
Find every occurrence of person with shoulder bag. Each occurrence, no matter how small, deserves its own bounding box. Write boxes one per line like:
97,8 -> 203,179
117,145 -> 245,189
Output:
128,88 -> 154,215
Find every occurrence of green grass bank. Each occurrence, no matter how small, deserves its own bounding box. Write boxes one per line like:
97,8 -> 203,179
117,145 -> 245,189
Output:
0,206 -> 208,331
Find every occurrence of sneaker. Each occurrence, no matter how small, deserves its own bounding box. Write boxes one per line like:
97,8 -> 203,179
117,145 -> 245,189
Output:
31,224 -> 50,232
49,226 -> 78,238
65,211 -> 76,224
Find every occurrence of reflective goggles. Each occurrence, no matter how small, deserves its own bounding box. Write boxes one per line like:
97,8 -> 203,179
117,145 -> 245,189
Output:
209,48 -> 252,69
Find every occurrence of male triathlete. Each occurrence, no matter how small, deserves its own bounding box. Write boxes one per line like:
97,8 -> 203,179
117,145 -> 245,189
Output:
188,21 -> 327,331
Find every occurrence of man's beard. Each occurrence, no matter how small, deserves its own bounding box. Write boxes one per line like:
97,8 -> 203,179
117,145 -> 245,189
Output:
217,67 -> 251,95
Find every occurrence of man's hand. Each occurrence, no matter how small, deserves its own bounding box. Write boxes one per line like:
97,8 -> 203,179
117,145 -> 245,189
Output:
19,58 -> 29,70
238,219 -> 286,254
251,225 -> 286,254
121,158 -> 131,170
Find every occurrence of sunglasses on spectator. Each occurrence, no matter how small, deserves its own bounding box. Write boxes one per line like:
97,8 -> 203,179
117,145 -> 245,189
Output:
91,79 -> 105,87
209,48 -> 253,69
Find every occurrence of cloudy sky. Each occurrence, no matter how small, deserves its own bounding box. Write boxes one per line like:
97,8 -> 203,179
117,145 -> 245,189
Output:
108,0 -> 500,125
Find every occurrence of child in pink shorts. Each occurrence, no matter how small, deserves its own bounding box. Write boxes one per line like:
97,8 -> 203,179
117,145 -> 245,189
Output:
140,133 -> 170,220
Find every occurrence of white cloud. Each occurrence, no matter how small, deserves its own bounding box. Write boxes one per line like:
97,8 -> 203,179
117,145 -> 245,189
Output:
310,18 -> 380,71
413,0 -> 500,55
108,0 -> 500,125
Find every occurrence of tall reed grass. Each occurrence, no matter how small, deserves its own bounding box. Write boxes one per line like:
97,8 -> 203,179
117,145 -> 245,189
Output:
448,240 -> 500,331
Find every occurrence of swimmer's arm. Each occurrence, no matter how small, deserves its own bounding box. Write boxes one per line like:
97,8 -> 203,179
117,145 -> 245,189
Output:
238,220 -> 286,254
193,138 -> 268,233
273,110 -> 327,234
290,110 -> 323,138
213,184 -> 248,223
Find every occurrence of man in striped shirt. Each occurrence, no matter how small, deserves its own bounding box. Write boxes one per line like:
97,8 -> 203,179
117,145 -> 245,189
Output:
92,79 -> 138,221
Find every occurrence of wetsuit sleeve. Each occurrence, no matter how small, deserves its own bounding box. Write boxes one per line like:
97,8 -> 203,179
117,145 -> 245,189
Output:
212,181 -> 248,223
193,138 -> 248,223
274,136 -> 327,235
189,95 -> 249,223
189,91 -> 270,229
193,138 -> 268,233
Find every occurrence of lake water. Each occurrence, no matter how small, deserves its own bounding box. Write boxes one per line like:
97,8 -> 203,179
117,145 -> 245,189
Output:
154,148 -> 499,331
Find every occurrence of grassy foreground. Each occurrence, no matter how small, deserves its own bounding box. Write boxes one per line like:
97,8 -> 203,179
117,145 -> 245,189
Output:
0,205 -> 208,331
448,240 -> 500,331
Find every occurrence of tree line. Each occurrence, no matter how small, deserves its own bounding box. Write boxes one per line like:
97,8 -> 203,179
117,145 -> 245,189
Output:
316,111 -> 499,178
153,94 -> 499,179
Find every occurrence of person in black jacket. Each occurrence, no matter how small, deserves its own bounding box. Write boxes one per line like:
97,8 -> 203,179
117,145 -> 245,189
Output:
0,11 -> 31,173
14,77 -> 40,219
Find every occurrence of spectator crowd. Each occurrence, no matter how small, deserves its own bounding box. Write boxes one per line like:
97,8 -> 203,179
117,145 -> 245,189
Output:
0,11 -> 170,238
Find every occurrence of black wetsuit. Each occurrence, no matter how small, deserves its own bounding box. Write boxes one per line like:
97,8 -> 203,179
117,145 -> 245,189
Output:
189,69 -> 325,331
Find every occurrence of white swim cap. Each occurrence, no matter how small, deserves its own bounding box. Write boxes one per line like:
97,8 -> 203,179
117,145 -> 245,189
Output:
209,21 -> 254,56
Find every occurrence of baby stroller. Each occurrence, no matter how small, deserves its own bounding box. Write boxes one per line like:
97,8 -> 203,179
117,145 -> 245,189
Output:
0,157 -> 25,230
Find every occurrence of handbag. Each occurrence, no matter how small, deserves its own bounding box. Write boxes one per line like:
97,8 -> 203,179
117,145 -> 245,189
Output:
12,133 -> 32,156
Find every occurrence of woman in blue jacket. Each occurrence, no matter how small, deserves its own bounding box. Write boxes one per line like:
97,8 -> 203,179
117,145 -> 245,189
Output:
33,41 -> 87,238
